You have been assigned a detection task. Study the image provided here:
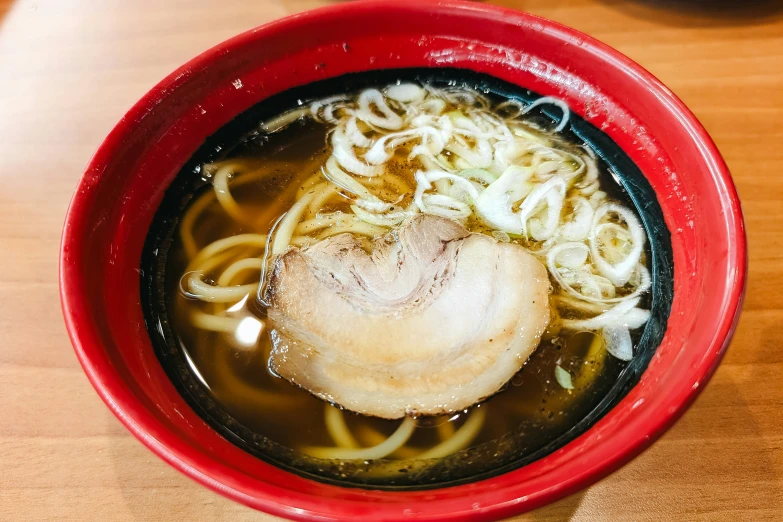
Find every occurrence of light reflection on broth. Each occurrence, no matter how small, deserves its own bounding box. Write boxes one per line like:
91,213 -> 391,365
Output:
160,80 -> 652,485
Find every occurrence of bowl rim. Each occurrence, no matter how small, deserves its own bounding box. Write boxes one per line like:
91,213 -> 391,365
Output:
60,1 -> 747,520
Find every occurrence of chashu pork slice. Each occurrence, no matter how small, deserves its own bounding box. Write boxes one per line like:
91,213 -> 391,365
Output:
264,214 -> 550,419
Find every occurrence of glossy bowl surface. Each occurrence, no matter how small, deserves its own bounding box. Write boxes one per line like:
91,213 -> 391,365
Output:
60,1 -> 746,520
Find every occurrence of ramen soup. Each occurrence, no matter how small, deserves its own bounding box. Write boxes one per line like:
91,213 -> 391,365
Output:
148,74 -> 661,487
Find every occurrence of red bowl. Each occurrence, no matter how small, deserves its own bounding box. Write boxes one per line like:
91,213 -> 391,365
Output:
60,1 -> 746,520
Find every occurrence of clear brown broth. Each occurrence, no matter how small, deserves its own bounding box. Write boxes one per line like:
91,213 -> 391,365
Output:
165,116 -> 631,464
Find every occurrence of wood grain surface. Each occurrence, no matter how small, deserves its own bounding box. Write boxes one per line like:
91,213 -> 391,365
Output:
1,0 -> 781,520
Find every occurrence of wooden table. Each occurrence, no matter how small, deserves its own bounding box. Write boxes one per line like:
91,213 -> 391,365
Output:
1,0 -> 781,520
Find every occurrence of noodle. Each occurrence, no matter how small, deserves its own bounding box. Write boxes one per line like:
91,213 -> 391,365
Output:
296,171 -> 327,198
295,212 -> 387,236
354,426 -> 419,459
186,234 -> 267,272
306,183 -> 340,218
213,165 -> 248,224
209,340 -> 306,408
436,419 -> 457,441
325,406 -> 360,449
416,407 -> 486,460
190,311 -> 242,333
272,190 -> 315,255
288,235 -> 314,247
316,221 -> 388,239
180,190 -> 217,259
217,258 -> 264,286
303,417 -> 416,460
187,275 -> 257,302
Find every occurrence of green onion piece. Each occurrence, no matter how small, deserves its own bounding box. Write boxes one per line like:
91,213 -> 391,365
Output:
555,365 -> 574,390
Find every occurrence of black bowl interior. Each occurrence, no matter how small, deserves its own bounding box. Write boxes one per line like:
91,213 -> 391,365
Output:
140,68 -> 673,490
